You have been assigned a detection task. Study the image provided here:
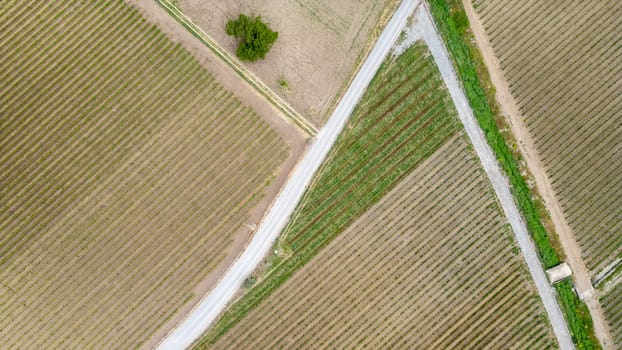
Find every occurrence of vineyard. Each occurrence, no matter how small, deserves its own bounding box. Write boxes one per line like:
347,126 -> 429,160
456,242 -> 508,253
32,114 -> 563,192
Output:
472,0 -> 622,273
602,283 -> 622,346
205,135 -> 558,348
196,42 -> 556,348
0,1 -> 293,348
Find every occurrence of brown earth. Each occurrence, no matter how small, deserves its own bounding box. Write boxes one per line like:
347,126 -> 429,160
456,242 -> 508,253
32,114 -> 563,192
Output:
177,0 -> 399,126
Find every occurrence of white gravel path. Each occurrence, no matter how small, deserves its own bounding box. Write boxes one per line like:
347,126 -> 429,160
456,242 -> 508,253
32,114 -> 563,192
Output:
155,1 -> 420,348
407,4 -> 574,349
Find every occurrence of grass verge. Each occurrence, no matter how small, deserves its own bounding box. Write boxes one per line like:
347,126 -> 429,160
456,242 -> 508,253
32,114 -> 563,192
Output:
427,0 -> 599,348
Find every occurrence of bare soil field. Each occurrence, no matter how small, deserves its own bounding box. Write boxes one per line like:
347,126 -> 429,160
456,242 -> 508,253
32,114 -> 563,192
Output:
205,135 -> 558,349
471,0 -> 622,274
177,0 -> 398,126
0,1 -> 303,348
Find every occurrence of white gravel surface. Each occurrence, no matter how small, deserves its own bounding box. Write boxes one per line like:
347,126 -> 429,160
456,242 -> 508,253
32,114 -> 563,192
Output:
156,1 -> 420,348
409,5 -> 574,349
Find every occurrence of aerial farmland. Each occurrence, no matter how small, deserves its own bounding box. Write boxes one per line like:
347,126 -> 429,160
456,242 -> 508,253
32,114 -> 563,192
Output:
195,41 -> 557,349
1,0 -> 618,349
0,0 -> 303,348
173,0 -> 399,125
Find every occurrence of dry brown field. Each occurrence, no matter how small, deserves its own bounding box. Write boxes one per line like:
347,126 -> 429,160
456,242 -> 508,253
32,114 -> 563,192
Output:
0,1 -> 303,348
206,135 -> 558,349
177,0 -> 398,126
471,0 -> 622,273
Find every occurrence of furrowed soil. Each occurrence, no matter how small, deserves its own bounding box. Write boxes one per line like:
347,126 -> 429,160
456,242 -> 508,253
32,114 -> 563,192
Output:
177,0 -> 399,126
0,1 -> 303,348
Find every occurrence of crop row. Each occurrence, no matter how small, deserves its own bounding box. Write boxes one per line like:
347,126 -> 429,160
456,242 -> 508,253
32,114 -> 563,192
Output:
601,283 -> 622,346
0,1 -> 288,348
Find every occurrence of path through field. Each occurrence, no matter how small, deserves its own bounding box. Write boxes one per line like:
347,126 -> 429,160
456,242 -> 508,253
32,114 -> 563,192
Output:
156,0 -> 420,348
409,4 -> 574,349
461,1 -> 613,347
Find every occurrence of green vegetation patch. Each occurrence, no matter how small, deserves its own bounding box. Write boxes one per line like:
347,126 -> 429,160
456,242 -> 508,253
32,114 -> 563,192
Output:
427,0 -> 600,348
226,14 -> 278,62
196,42 -> 460,347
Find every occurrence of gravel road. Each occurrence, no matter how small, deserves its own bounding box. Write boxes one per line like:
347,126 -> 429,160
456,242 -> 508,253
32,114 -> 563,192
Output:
156,1 -> 420,348
412,4 -> 574,349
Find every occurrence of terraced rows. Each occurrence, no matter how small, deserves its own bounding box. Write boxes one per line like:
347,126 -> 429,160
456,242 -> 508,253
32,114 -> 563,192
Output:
601,283 -> 622,347
197,42 -> 556,348
0,1 -> 288,348
472,0 -> 622,272
207,135 -> 557,349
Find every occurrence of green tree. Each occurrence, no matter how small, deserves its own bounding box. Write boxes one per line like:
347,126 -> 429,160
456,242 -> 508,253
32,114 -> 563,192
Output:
225,14 -> 278,62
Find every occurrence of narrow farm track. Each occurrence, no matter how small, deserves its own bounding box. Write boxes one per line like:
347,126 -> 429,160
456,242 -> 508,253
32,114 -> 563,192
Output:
0,1 -> 297,348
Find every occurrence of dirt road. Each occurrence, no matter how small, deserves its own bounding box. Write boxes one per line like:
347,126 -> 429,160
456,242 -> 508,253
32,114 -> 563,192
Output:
155,1 -> 420,348
461,1 -> 613,347
412,4 -> 574,349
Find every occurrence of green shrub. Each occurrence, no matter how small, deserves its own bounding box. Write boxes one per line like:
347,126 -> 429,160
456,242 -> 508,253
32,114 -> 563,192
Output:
226,14 -> 278,62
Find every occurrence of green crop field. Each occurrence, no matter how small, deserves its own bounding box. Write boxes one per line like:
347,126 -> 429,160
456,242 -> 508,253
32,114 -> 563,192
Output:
195,42 -> 556,349
0,1 -> 291,348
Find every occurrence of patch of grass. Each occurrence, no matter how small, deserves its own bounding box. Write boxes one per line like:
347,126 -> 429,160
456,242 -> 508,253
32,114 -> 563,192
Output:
277,78 -> 289,90
427,0 -> 599,348
194,42 -> 459,348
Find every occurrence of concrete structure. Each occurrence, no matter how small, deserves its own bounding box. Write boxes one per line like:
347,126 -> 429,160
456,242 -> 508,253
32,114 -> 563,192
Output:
546,263 -> 572,284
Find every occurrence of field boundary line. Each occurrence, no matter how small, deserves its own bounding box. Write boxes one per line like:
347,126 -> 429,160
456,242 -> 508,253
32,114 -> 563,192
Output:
412,4 -> 575,349
155,0 -> 317,136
